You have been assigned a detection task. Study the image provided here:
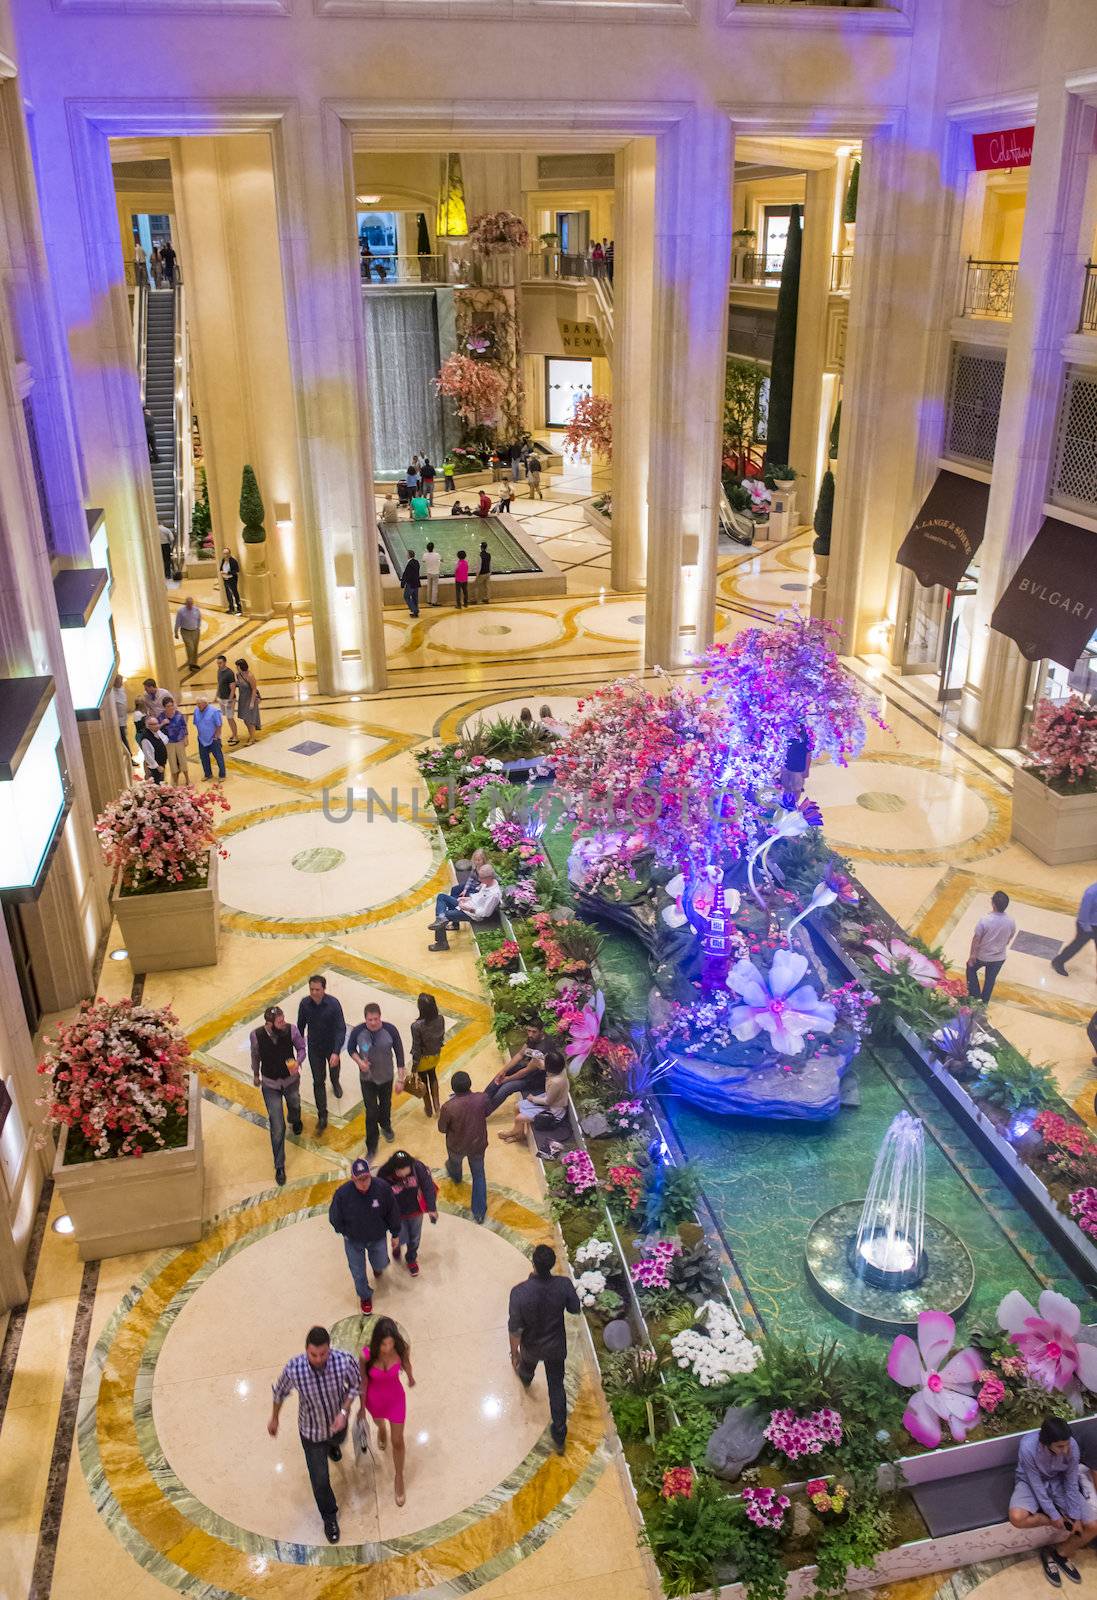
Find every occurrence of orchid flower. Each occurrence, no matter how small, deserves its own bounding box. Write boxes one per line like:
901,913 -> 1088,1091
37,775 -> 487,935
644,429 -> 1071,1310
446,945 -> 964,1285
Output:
887,1311 -> 982,1448
564,990 -> 605,1076
747,798 -> 824,909
786,878 -> 838,935
998,1290 -> 1097,1395
865,938 -> 943,988
726,949 -> 836,1055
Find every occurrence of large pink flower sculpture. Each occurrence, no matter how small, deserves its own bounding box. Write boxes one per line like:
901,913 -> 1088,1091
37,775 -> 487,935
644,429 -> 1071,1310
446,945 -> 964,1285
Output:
726,950 -> 836,1056
887,1311 -> 982,1448
865,938 -> 943,988
998,1290 -> 1097,1394
564,990 -> 605,1075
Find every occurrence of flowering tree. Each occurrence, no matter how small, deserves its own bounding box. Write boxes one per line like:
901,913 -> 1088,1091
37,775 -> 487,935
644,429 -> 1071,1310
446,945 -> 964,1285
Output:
38,998 -> 192,1159
466,210 -> 531,255
96,781 -> 228,893
552,676 -> 748,873
434,353 -> 508,429
698,612 -> 887,792
562,394 -> 613,463
1024,694 -> 1097,790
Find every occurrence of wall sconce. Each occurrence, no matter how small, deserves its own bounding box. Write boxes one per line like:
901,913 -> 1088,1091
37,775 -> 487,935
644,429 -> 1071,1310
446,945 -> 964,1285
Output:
53,568 -> 116,718
867,618 -> 894,652
0,677 -> 70,899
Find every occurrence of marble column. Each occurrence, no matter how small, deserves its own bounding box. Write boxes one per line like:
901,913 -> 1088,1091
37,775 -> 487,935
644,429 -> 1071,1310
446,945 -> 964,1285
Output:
458,152 -> 524,222
275,106 -> 386,693
962,92 -> 1097,747
171,135 -> 307,615
611,138 -> 655,594
29,100 -> 178,691
788,162 -> 839,520
645,109 -> 733,669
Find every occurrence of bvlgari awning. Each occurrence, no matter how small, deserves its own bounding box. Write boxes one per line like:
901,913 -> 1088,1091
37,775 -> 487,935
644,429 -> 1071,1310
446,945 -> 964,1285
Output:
896,471 -> 989,589
990,516 -> 1097,669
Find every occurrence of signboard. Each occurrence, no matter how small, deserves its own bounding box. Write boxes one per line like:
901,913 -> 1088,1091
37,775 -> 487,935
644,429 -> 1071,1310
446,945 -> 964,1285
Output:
557,319 -> 605,358
972,126 -> 1034,172
990,517 -> 1097,668
896,471 -> 989,590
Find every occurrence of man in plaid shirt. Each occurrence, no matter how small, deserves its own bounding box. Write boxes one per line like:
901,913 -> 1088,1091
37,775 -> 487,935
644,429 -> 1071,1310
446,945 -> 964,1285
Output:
269,1325 -> 360,1543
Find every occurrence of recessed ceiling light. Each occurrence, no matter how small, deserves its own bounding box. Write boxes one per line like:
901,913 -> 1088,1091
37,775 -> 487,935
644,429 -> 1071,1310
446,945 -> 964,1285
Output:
109,948 -> 129,962
53,1214 -> 75,1235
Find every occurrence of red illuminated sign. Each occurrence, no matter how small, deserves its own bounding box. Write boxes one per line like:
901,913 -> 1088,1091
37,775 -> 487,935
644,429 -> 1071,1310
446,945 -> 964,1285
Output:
972,126 -> 1034,171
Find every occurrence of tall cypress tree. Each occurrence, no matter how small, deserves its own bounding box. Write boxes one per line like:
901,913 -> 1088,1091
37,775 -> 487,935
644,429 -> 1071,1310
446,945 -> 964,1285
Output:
763,204 -> 802,473
239,464 -> 266,545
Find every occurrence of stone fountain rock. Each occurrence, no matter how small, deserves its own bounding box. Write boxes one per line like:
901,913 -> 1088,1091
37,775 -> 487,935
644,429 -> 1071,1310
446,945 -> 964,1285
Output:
705,1403 -> 768,1481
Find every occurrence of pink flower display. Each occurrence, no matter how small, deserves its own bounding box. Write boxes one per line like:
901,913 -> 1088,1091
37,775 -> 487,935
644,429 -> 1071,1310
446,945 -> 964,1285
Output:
764,1407 -> 843,1461
466,210 -> 531,255
37,998 -> 191,1159
998,1289 -> 1097,1394
725,949 -> 837,1056
887,1310 -> 982,1448
742,1486 -> 791,1530
561,1149 -> 597,1195
434,353 -> 507,427
1024,695 -> 1097,789
865,938 -> 944,988
977,1371 -> 1006,1413
562,394 -> 613,463
96,780 -> 228,893
564,990 -> 605,1075
630,1239 -> 682,1292
1069,1187 -> 1097,1239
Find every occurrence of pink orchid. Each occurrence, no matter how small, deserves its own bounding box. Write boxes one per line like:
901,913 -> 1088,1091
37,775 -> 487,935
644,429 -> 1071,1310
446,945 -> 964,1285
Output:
887,1311 -> 983,1448
998,1290 -> 1097,1394
865,938 -> 943,988
564,990 -> 605,1076
726,949 -> 836,1056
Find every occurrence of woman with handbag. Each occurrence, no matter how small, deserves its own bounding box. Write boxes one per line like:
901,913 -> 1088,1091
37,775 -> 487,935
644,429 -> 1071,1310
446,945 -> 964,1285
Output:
410,992 -> 445,1116
376,1149 -> 438,1278
498,1050 -> 569,1144
359,1316 -> 414,1506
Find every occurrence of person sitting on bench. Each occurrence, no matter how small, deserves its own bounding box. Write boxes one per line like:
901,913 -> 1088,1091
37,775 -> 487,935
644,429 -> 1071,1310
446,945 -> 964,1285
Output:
428,864 -> 501,951
1009,1415 -> 1097,1588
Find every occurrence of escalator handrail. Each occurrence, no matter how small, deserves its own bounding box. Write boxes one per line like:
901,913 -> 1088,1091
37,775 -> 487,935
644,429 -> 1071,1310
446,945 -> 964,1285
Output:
172,280 -> 191,569
134,279 -> 149,403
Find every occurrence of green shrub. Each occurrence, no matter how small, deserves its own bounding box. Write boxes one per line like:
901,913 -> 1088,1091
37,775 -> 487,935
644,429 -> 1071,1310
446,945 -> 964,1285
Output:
813,469 -> 834,557
239,464 -> 266,545
843,159 -> 860,225
970,1045 -> 1057,1114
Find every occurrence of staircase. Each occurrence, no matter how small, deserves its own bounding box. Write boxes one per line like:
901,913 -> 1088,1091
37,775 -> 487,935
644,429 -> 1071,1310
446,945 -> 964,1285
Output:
587,272 -> 614,359
143,289 -> 177,530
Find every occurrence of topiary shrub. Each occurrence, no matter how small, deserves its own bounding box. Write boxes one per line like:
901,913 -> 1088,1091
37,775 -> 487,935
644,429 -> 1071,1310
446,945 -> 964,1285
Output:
239,464 -> 266,545
813,469 -> 834,557
828,399 -> 842,461
843,159 -> 860,225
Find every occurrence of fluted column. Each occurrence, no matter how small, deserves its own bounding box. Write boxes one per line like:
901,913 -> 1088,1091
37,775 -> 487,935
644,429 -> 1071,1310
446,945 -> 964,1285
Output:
275,106 -> 386,693
611,138 -> 655,593
645,108 -> 733,668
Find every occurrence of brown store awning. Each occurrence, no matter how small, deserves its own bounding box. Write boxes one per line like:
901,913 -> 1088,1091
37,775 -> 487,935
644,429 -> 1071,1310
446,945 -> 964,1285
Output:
896,471 -> 989,589
991,516 -> 1097,668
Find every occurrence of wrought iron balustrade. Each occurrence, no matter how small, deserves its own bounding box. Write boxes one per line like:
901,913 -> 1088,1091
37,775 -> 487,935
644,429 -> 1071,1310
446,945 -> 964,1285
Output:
1079,262 -> 1097,334
961,258 -> 1018,320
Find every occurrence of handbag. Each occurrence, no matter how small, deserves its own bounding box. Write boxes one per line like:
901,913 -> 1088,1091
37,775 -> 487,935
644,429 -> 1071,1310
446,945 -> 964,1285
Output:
354,1409 -> 372,1454
533,1109 -> 563,1131
403,1071 -> 424,1101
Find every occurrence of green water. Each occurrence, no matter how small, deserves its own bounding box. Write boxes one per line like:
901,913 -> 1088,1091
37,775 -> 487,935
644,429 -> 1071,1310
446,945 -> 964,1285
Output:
541,804 -> 1096,1349
381,515 -> 537,578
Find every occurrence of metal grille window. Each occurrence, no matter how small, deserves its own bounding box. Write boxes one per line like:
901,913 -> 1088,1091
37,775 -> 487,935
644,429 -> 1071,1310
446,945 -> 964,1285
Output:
1052,369 -> 1097,513
21,395 -> 57,556
944,345 -> 1004,467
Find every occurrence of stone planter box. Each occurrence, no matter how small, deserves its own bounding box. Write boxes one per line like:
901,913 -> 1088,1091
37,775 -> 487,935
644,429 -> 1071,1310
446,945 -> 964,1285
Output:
583,503 -> 612,538
1011,764 -> 1097,864
112,849 -> 220,973
53,1070 -> 204,1261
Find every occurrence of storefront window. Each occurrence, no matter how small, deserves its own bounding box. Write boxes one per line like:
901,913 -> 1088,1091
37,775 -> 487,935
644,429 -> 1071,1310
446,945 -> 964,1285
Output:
762,206 -> 792,277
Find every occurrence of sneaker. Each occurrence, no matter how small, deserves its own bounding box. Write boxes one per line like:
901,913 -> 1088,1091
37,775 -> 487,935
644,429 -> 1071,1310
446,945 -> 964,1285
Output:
291,1121 -> 303,1135
382,1126 -> 395,1142
408,1261 -> 420,1277
360,1295 -> 373,1314
428,939 -> 450,953
1041,1549 -> 1063,1588
392,1240 -> 402,1261
1054,1553 -> 1082,1585
324,1516 -> 340,1544
427,917 -> 447,931
328,1445 -> 342,1462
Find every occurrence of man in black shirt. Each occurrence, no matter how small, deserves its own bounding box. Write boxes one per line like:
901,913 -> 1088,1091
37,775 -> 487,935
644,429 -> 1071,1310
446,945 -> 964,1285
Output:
328,1158 -> 402,1314
475,541 -> 492,605
296,975 -> 347,1135
508,1243 -> 580,1452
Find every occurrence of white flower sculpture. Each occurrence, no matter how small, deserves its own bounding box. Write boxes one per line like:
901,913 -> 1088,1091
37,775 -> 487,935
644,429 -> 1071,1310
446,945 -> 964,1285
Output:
661,870 -> 740,930
575,1237 -> 615,1268
726,949 -> 837,1056
574,1269 -> 607,1307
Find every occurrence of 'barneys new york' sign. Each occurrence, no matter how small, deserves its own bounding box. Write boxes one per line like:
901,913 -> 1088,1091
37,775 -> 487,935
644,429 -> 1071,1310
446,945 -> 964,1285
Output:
972,126 -> 1034,171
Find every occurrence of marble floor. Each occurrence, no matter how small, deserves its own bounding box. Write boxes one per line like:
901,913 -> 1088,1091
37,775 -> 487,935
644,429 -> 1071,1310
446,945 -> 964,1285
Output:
2,517 -> 1096,1600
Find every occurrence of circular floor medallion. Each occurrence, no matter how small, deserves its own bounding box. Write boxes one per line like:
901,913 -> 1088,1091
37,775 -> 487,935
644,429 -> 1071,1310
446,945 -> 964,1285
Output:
290,845 -> 347,873
855,792 -> 908,814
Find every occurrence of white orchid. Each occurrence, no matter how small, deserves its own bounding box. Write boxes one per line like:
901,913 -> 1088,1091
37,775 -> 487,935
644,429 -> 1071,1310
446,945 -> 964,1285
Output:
726,949 -> 837,1056
671,1300 -> 761,1385
575,1237 -> 615,1268
574,1269 -> 607,1307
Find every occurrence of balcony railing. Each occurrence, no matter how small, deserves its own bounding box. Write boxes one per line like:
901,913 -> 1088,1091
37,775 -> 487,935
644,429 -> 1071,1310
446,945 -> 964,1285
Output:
737,251 -> 785,285
961,258 -> 1018,321
830,253 -> 853,293
1080,262 -> 1097,334
359,250 -> 608,289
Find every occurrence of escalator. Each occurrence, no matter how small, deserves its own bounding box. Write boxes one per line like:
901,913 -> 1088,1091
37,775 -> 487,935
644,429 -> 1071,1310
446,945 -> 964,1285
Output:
133,273 -> 189,578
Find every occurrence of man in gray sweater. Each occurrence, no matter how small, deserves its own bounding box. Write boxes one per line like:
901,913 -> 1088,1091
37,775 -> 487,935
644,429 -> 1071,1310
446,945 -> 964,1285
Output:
347,1002 -> 404,1159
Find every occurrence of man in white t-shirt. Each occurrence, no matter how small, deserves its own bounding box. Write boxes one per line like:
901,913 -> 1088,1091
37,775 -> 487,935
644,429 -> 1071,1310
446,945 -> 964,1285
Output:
966,890 -> 1017,1003
422,541 -> 442,607
427,865 -> 501,951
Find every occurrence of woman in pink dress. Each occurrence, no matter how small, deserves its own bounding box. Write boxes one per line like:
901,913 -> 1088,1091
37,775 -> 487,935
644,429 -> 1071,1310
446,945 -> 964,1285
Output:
359,1316 -> 415,1505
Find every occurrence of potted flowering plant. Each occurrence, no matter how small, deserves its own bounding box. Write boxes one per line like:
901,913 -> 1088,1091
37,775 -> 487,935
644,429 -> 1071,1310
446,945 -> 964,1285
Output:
1012,694 -> 1097,864
466,210 -> 531,255
41,998 -> 204,1259
96,780 -> 229,971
